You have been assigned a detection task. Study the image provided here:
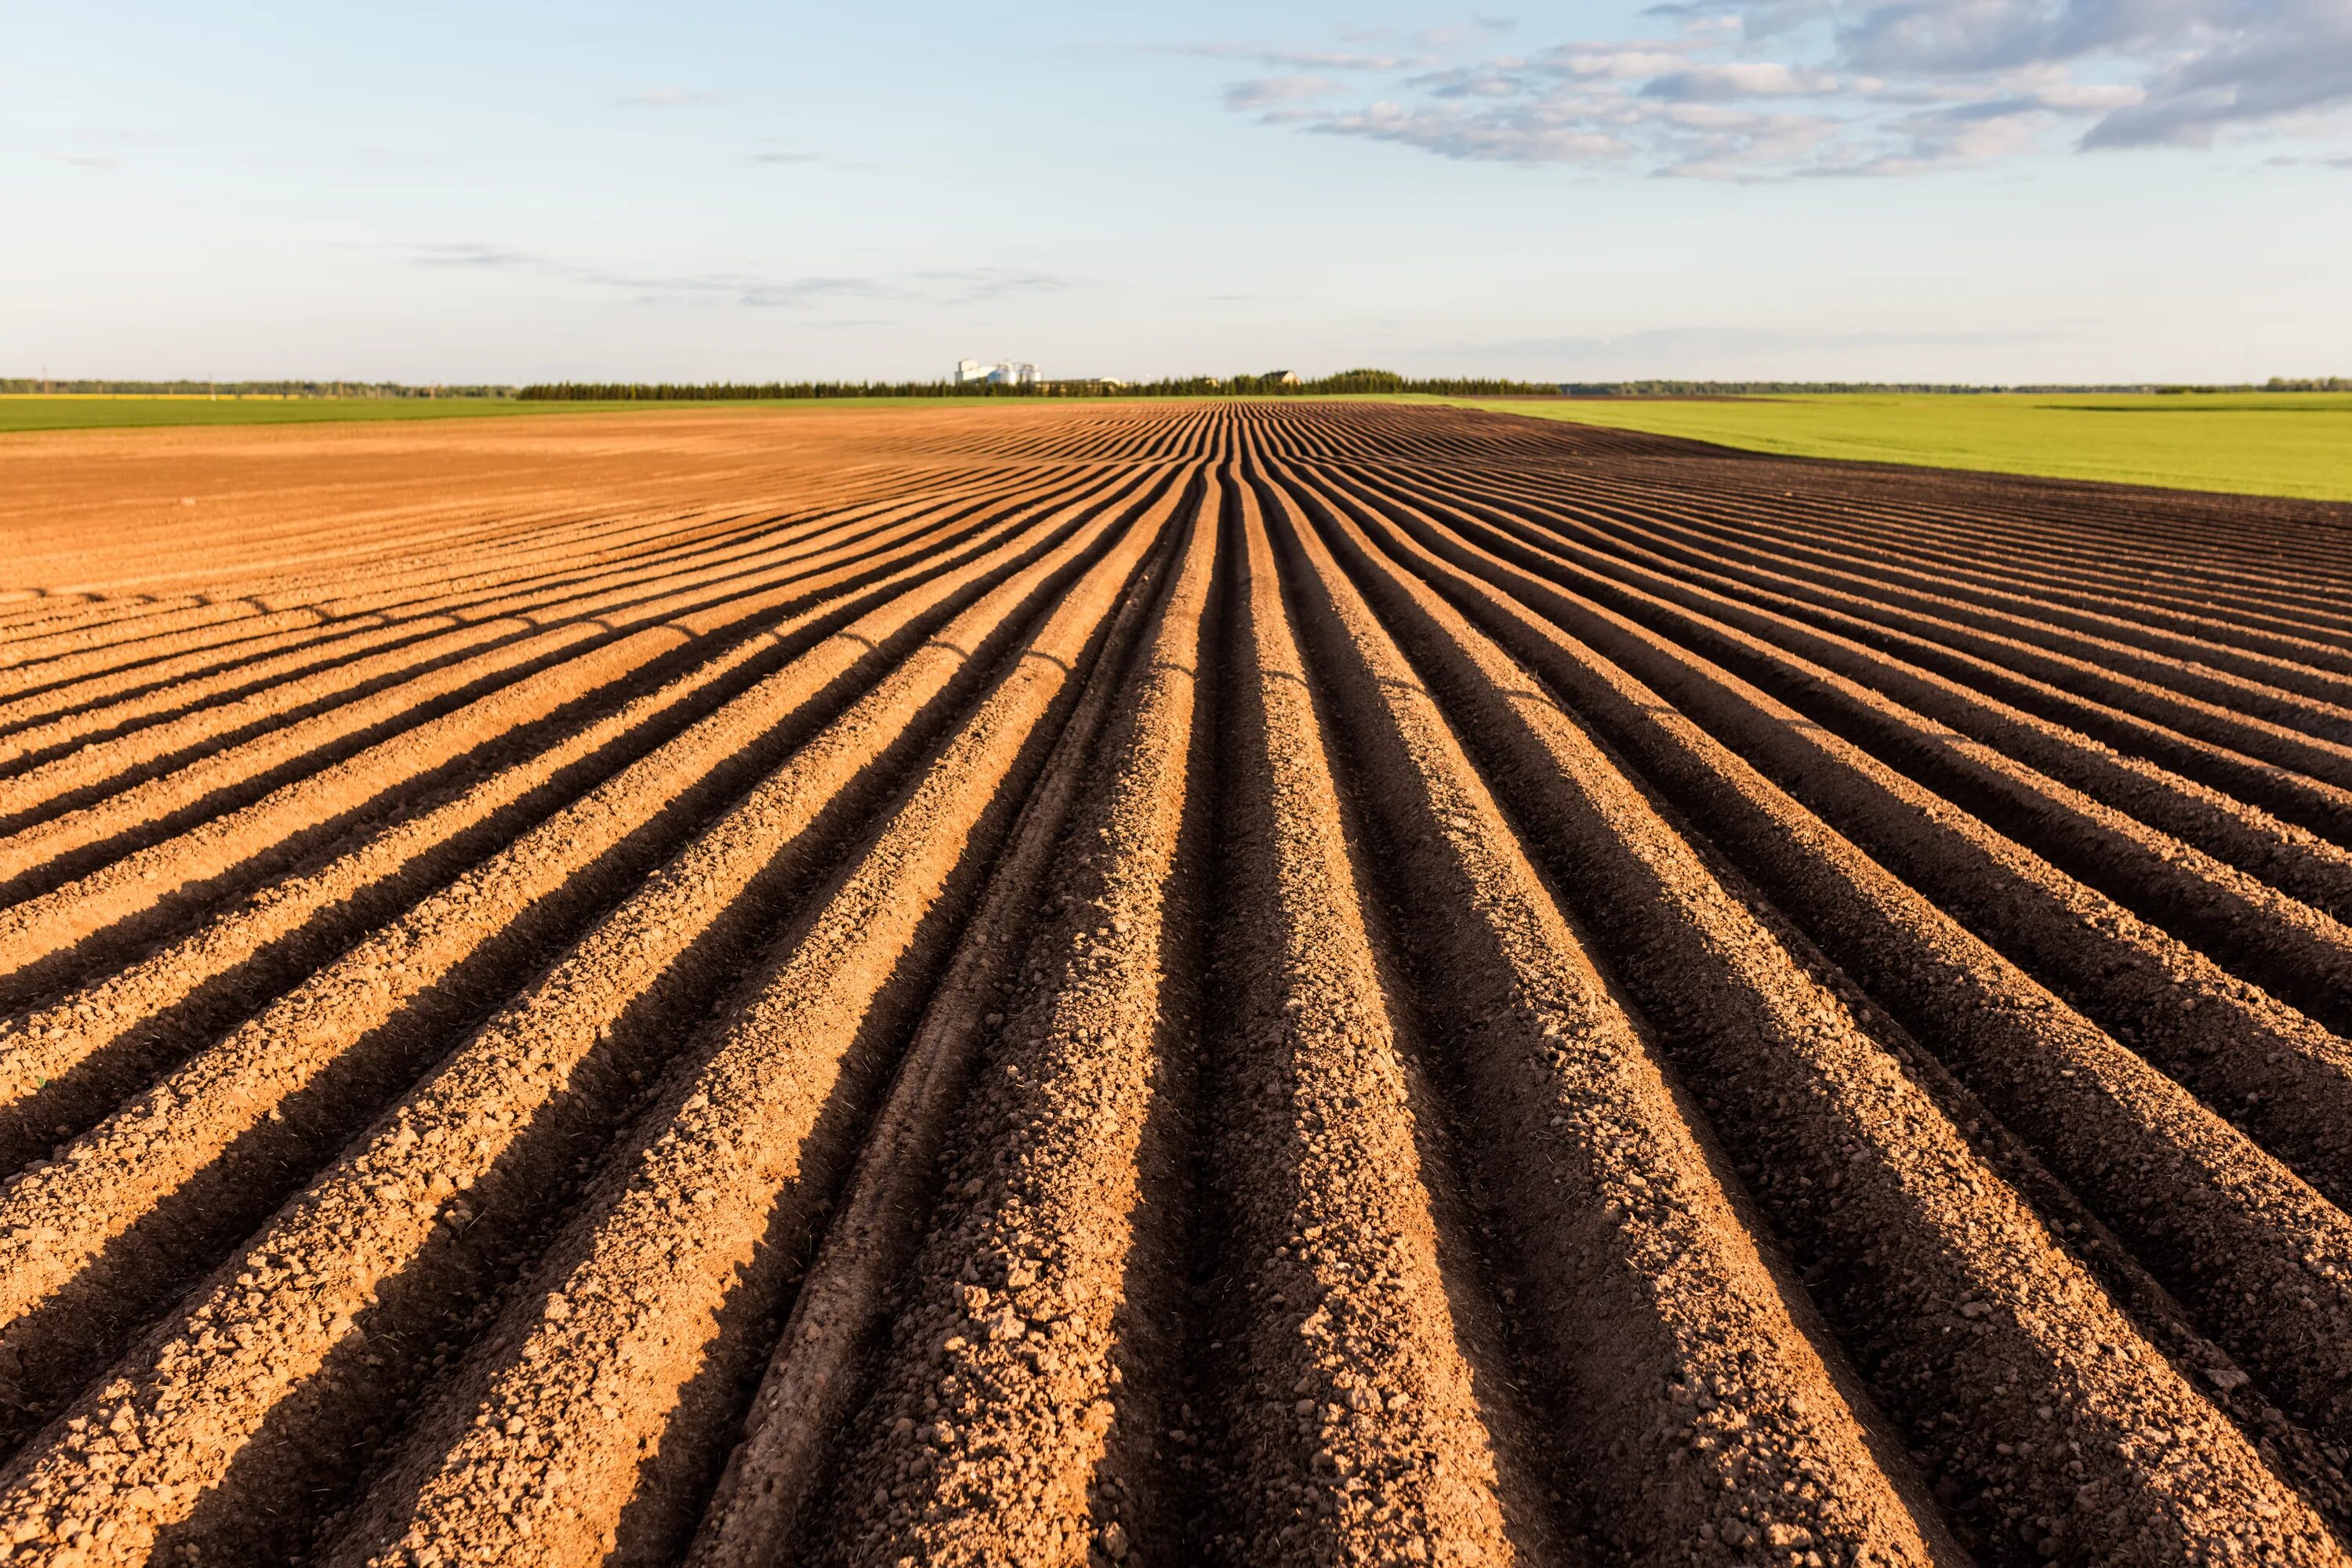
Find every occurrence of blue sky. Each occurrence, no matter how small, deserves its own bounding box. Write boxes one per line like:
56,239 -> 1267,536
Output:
6,1 -> 2348,383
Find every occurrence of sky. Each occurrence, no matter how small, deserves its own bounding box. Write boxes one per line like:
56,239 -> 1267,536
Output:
5,0 -> 2350,385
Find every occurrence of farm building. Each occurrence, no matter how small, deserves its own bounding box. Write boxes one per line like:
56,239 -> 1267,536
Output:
955,359 -> 1039,387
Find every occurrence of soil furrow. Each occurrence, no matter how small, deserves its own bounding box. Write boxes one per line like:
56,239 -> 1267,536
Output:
681,473 -> 1184,1568
0,491 -> 918,766
0,490 -> 1140,1456
0,483 -> 1163,1567
0,401 -> 2347,1565
1253,457 -> 1949,1566
325,470 -> 1192,1568
1362,482 -> 2352,1236
0,475 -> 1090,1005
1333,458 -> 2352,909
1474,463 -> 2352,706
1243,438 -> 2343,1563
0,483 -> 982,835
797,478 -> 1215,1568
1305,461 -> 2352,1486
1363,456 -> 2352,797
0,492 -> 1063,1160
1391,470 -> 2352,1033
1173,468 -> 1541,1568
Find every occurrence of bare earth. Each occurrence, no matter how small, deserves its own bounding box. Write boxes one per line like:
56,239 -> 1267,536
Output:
2,402 -> 2352,1567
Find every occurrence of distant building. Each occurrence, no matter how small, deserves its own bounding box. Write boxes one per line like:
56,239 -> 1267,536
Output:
956,359 -> 1039,387
1276,370 -> 1301,386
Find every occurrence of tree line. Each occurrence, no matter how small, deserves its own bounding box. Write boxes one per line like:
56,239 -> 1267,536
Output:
1561,381 -> 2002,395
16,373 -> 2336,403
517,381 -> 1093,401
514,369 -> 1566,401
1122,369 -> 1561,397
0,379 -> 514,398
1559,379 -> 2352,395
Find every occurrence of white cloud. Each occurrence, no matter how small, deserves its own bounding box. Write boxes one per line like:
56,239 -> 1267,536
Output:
1309,100 -> 1633,162
1642,62 -> 1842,100
1197,0 -> 2352,176
1413,16 -> 1519,47
1549,49 -> 1707,80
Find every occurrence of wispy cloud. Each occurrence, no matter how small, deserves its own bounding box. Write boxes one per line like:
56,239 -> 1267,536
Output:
410,242 -> 546,270
912,267 -> 1073,302
1309,102 -> 1634,163
1195,0 -> 2352,178
1223,76 -> 1338,111
1174,43 -> 1434,71
396,245 -> 1069,310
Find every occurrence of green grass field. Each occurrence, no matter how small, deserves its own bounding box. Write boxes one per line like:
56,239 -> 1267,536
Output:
0,396 -> 615,433
0,395 -> 1012,434
1419,392 -> 2352,504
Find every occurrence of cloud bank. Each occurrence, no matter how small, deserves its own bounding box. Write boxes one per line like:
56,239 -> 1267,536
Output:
1207,1 -> 2352,177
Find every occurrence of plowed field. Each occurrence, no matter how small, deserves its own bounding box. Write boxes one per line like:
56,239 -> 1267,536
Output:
3,401 -> 2351,1567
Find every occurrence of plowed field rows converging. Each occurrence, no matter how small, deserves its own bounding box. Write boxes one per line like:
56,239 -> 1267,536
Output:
2,402 -> 2350,1568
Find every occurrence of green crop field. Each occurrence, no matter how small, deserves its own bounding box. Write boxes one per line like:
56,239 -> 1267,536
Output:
1418,391 -> 2352,504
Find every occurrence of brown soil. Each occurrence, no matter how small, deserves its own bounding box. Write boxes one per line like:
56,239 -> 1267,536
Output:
2,402 -> 2350,1567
